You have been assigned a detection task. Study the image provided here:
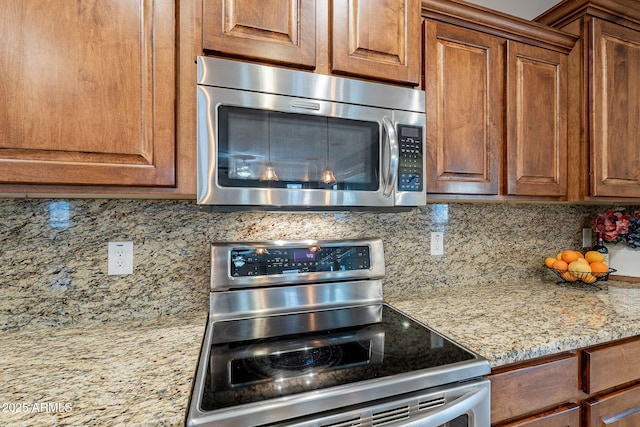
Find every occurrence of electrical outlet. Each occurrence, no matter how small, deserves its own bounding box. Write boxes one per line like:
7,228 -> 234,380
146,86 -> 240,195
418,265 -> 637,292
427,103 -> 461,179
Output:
431,232 -> 444,256
582,228 -> 593,248
108,241 -> 134,275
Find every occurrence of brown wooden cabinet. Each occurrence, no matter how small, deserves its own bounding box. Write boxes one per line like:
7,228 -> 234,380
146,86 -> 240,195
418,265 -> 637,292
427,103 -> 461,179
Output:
423,0 -> 575,199
584,383 -> 640,427
202,0 -> 316,69
424,21 -> 502,195
537,0 -> 640,201
331,0 -> 421,84
490,335 -> 640,426
202,0 -> 421,86
506,41 -> 568,197
496,404 -> 580,427
0,0 -> 187,192
489,353 -> 580,425
581,337 -> 640,427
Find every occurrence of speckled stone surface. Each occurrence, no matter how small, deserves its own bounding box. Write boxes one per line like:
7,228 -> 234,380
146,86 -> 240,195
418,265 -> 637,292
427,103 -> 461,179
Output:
388,278 -> 640,367
3,279 -> 640,426
0,314 -> 206,427
2,199 -> 640,426
4,199 -> 637,331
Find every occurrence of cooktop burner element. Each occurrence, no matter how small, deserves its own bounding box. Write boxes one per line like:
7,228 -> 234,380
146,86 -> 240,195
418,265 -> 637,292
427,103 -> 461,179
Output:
187,239 -> 490,427
237,340 -> 345,384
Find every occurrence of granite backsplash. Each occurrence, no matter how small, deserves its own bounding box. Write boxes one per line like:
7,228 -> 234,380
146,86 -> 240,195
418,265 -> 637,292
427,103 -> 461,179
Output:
0,199 -> 634,331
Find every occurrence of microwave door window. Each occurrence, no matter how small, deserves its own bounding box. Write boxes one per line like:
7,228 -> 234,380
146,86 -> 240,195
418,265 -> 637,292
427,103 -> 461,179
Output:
328,118 -> 379,190
217,106 -> 379,191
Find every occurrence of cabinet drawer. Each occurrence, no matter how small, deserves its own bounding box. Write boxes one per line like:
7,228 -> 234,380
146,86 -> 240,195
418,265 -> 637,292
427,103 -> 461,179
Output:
490,353 -> 579,424
583,336 -> 640,394
495,404 -> 580,427
584,382 -> 640,427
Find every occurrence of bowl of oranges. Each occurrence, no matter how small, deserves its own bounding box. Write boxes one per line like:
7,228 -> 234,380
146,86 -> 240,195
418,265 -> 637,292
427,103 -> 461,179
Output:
544,249 -> 615,286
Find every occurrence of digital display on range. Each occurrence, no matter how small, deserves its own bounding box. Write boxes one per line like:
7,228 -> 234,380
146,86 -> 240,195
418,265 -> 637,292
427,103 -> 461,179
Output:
293,249 -> 316,263
230,246 -> 370,277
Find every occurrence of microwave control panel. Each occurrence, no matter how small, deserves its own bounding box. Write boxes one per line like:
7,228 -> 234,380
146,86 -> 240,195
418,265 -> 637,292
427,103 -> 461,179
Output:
397,125 -> 423,192
230,245 -> 371,277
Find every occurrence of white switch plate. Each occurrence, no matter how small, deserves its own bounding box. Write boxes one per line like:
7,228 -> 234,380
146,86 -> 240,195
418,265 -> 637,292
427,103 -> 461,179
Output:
108,241 -> 134,275
582,228 -> 592,248
431,232 -> 444,256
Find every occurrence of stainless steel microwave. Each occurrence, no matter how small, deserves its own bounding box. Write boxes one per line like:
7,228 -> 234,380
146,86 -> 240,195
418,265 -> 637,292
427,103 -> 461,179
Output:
196,56 -> 426,210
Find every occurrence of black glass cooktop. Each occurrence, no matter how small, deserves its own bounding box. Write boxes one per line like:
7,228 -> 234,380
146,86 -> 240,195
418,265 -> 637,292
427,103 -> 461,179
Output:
200,304 -> 476,411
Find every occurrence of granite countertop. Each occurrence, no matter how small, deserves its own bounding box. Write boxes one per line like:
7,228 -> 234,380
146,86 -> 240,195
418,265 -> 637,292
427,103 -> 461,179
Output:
0,313 -> 207,427
387,277 -> 640,367
3,277 -> 640,426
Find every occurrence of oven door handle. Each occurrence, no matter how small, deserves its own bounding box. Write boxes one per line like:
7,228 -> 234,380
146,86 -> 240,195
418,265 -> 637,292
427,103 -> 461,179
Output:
382,116 -> 399,198
383,386 -> 489,427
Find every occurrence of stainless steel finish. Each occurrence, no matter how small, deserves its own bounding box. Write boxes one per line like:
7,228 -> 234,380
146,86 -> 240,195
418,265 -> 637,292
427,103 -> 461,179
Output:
188,311 -> 489,427
209,323 -> 386,390
209,304 -> 383,344
197,57 -> 424,113
210,239 -> 385,291
383,385 -> 489,427
210,281 -> 383,321
382,116 -> 399,198
291,100 -> 321,110
187,238 -> 490,427
196,56 -> 426,209
282,379 -> 490,427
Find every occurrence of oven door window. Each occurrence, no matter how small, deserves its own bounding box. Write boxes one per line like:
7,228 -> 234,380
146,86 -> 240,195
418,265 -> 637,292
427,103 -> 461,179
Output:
217,106 -> 380,190
445,415 -> 469,426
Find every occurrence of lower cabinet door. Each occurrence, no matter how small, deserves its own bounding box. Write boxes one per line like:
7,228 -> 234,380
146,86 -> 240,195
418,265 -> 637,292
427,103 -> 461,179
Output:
584,383 -> 640,427
495,404 -> 580,427
489,353 -> 579,424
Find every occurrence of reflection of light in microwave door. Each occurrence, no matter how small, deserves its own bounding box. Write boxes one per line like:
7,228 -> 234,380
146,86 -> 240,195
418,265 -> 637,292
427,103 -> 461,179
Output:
321,117 -> 337,184
260,112 -> 279,181
303,158 -> 319,182
231,155 -> 255,179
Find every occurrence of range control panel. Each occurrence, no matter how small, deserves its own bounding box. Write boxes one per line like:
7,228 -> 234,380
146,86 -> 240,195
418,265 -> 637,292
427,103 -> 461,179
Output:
230,245 -> 371,277
397,124 -> 423,192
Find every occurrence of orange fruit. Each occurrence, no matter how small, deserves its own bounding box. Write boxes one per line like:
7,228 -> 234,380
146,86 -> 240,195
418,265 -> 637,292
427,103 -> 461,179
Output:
590,261 -> 609,277
551,260 -> 569,272
561,271 -> 578,282
585,251 -> 604,263
561,250 -> 580,264
544,257 -> 557,268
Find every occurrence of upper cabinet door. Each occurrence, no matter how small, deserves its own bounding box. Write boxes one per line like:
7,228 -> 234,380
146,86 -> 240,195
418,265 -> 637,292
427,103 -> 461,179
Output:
0,0 -> 176,187
506,41 -> 568,197
424,20 -> 503,195
331,0 -> 421,85
590,19 -> 640,198
202,0 -> 316,68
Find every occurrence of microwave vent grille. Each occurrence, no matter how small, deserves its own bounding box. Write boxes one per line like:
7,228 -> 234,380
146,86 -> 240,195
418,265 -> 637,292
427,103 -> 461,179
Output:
321,416 -> 362,427
418,396 -> 446,411
371,405 -> 410,425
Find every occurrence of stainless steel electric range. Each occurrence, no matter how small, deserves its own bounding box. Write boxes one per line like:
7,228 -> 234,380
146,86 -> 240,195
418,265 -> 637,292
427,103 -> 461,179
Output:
186,239 -> 490,427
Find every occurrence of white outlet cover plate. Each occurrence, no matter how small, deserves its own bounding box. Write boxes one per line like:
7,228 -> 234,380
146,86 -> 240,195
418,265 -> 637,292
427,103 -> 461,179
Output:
108,241 -> 134,275
431,232 -> 444,256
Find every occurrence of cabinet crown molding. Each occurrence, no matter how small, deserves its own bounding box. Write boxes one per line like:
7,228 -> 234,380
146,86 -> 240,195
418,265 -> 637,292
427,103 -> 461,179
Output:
422,0 -> 577,53
536,0 -> 640,29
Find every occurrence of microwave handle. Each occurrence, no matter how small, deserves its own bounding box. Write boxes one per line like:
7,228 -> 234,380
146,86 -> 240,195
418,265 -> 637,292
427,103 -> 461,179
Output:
382,386 -> 489,427
382,117 -> 399,198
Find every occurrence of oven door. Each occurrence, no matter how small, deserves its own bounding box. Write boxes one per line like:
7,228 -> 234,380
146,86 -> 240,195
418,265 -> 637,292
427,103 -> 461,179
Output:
196,85 -> 422,208
282,379 -> 490,427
